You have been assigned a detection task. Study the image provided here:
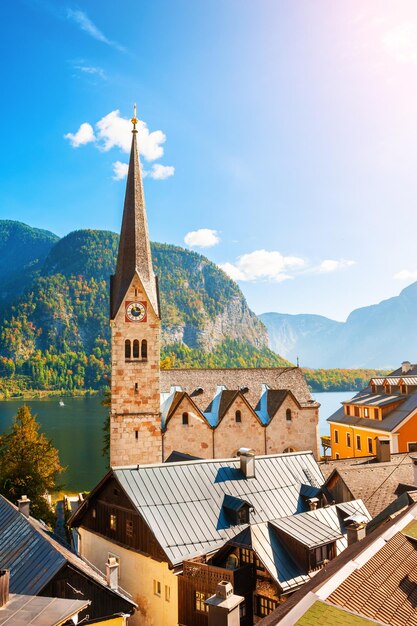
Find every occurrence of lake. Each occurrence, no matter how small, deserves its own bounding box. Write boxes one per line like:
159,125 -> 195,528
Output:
0,391 -> 353,492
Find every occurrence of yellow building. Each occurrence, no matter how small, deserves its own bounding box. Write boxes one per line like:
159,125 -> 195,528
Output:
328,362 -> 417,459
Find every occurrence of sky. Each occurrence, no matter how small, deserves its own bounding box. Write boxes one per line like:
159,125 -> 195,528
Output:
1,0 -> 417,321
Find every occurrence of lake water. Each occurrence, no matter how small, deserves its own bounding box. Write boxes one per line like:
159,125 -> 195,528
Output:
0,391 -> 353,492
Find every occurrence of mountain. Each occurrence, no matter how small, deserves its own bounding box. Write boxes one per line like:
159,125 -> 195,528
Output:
0,221 -> 288,394
0,221 -> 58,306
261,282 -> 417,368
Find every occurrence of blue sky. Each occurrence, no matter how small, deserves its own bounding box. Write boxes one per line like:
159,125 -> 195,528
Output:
1,0 -> 417,321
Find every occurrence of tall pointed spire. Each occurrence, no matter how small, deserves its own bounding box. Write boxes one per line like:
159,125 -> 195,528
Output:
110,106 -> 159,319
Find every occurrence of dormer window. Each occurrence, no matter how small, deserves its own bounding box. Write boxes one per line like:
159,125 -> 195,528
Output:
309,542 -> 335,571
223,495 -> 251,526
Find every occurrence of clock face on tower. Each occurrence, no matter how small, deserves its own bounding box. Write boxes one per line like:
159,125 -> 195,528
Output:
125,301 -> 147,322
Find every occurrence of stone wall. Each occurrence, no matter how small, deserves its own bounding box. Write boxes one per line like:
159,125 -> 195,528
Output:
213,395 -> 265,457
162,396 -> 212,461
265,394 -> 319,457
110,275 -> 161,466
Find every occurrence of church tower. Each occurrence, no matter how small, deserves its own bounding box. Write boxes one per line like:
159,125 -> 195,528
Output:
109,107 -> 161,466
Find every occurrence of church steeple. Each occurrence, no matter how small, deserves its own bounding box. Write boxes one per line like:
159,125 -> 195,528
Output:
110,105 -> 159,319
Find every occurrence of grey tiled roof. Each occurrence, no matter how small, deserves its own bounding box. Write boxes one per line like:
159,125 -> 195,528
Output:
112,451 -> 325,567
0,594 -> 89,626
323,455 -> 415,517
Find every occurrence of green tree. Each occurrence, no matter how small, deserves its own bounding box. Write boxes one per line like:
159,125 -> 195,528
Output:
0,405 -> 64,523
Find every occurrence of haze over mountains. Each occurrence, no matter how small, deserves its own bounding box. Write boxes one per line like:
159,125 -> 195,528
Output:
261,283 -> 417,369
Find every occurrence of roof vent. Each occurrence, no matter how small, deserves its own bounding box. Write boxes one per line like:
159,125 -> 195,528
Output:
376,437 -> 391,463
18,495 -> 30,518
402,361 -> 412,374
205,581 -> 244,623
345,513 -> 368,546
239,448 -> 255,479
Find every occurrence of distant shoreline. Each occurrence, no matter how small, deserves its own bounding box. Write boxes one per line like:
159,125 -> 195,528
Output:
0,389 -> 102,401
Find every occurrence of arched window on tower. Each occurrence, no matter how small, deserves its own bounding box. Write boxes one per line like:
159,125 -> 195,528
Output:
141,340 -> 148,360
286,409 -> 292,422
235,410 -> 242,423
125,339 -> 131,359
133,339 -> 140,359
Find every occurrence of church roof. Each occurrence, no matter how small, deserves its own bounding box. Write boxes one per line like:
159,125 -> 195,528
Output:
110,126 -> 159,319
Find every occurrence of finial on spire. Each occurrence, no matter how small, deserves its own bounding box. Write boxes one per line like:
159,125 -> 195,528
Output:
131,103 -> 138,133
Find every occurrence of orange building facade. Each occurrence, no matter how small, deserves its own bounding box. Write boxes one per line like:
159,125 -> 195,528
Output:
328,364 -> 417,459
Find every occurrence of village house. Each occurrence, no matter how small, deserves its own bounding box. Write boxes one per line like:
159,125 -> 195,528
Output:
258,501 -> 417,625
0,494 -> 136,624
69,449 -> 371,626
109,109 -> 320,468
327,362 -> 417,460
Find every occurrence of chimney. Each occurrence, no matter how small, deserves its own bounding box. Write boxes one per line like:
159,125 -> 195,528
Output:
402,361 -> 412,374
307,497 -> 319,511
0,571 -> 9,608
18,495 -> 30,517
239,448 -> 255,479
106,557 -> 119,590
345,514 -> 368,545
410,454 -> 417,486
376,437 -> 391,463
205,581 -> 244,626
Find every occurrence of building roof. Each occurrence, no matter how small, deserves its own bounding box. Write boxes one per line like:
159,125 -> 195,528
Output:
0,495 -> 135,609
391,364 -> 417,377
0,594 -> 89,626
72,451 -> 325,568
110,125 -> 159,319
160,368 -> 318,412
323,455 -> 415,518
258,503 -> 417,625
327,390 -> 417,432
293,601 -> 381,625
341,393 -> 406,408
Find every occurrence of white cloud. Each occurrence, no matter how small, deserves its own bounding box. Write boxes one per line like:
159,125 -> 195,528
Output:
220,250 -> 305,282
67,8 -> 125,52
74,64 -> 106,79
96,110 -> 166,161
184,229 -> 220,249
149,164 -> 175,180
317,259 -> 356,273
112,161 -> 129,181
65,110 -> 174,181
64,122 -> 95,148
382,21 -> 417,63
394,269 -> 417,281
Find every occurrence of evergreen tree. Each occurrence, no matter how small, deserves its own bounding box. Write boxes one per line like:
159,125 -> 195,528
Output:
0,405 -> 64,523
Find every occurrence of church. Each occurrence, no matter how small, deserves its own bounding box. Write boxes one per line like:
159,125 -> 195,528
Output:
109,110 -> 319,466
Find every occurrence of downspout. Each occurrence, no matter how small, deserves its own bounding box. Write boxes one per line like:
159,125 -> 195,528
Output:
161,428 -> 165,462
212,427 -> 215,458
264,425 -> 267,454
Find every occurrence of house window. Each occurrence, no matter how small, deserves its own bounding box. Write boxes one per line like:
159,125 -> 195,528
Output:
283,447 -> 296,453
239,602 -> 247,618
346,432 -> 351,447
286,408 -> 292,421
182,412 -> 189,425
255,595 -> 278,617
133,340 -> 140,359
240,548 -> 254,564
364,407 -> 369,418
134,382 -> 138,394
354,406 -> 360,417
408,442 -> 417,452
141,340 -> 147,359
237,507 -> 249,524
335,453 -> 340,459
356,435 -> 361,450
126,520 -> 133,538
371,384 -> 376,394
401,385 -> 407,394
346,405 -> 351,416
334,430 -> 339,444
374,408 -> 379,419
195,591 -> 208,612
310,543 -> 334,570
135,430 -> 139,440
92,508 -> 96,519
235,410 -> 242,423
109,514 -> 117,531
153,580 -> 161,597
165,585 -> 170,602
125,339 -> 131,359
368,437 -> 373,454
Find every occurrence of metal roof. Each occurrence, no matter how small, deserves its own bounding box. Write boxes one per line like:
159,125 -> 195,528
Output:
0,496 -> 135,608
0,594 -> 89,626
111,451 -> 325,567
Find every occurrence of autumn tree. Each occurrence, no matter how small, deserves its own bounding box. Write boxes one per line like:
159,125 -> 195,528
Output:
0,405 -> 64,523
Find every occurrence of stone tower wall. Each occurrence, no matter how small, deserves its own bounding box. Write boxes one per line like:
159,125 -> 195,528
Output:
110,275 -> 161,466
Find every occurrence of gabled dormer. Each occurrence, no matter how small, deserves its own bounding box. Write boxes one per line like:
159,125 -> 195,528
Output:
222,494 -> 252,526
